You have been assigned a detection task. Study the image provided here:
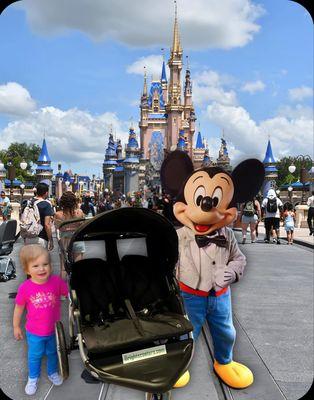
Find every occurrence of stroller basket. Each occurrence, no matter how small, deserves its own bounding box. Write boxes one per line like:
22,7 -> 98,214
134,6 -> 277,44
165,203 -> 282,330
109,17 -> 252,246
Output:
62,208 -> 194,393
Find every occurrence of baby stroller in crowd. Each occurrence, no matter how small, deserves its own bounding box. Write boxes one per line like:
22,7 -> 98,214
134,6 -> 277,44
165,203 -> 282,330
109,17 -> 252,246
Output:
56,208 -> 194,399
0,219 -> 17,282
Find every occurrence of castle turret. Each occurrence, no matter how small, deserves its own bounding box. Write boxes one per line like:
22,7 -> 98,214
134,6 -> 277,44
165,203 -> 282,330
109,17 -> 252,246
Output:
216,137 -> 231,172
262,139 -> 278,197
123,128 -> 140,195
36,138 -> 53,187
161,55 -> 168,104
103,133 -> 118,191
183,56 -> 196,158
192,131 -> 206,169
202,146 -> 212,167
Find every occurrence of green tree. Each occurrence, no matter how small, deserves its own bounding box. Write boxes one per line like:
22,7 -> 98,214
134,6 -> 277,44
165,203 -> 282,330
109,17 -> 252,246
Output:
0,142 -> 41,182
276,156 -> 312,187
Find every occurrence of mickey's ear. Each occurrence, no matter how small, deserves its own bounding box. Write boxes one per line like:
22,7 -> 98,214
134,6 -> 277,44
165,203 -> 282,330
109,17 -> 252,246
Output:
232,159 -> 265,203
161,150 -> 194,197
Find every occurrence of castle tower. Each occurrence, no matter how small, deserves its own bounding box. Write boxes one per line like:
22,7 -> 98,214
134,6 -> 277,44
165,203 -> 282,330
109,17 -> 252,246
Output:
262,139 -> 278,197
123,127 -> 140,195
193,131 -> 206,169
166,2 -> 183,151
183,56 -> 196,158
161,53 -> 168,103
202,146 -> 212,167
216,137 -> 231,172
103,133 -> 118,191
36,138 -> 53,187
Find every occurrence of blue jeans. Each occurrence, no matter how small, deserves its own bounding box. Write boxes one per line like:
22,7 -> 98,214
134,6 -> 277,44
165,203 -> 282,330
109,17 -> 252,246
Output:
181,289 -> 236,364
26,331 -> 58,379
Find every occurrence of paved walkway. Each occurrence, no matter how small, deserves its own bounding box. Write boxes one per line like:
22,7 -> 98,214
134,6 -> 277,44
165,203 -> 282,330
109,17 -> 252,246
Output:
0,229 -> 313,400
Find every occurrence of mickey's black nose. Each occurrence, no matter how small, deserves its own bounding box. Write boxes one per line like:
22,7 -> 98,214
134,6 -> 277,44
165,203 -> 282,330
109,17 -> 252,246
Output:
201,196 -> 213,212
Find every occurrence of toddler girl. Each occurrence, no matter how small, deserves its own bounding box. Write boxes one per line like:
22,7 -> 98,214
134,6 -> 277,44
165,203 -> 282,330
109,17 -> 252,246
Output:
13,244 -> 68,395
283,204 -> 295,245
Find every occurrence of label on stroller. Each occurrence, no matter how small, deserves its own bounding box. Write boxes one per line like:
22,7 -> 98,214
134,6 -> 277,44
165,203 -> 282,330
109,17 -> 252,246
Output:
122,345 -> 167,364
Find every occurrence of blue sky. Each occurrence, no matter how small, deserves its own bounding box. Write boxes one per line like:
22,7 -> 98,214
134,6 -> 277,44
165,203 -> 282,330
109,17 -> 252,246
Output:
0,0 -> 313,176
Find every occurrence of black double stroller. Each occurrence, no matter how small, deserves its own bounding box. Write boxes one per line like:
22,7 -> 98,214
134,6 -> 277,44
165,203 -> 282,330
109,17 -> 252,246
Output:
56,208 -> 194,399
0,219 -> 17,282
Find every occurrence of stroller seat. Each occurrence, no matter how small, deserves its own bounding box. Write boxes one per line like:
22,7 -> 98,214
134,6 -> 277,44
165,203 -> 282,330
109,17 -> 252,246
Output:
70,256 -> 192,354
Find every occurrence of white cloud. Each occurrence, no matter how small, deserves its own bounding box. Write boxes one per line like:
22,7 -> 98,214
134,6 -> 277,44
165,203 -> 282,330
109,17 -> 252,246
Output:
0,107 -> 132,172
127,55 -> 165,80
0,82 -> 36,116
241,79 -> 265,94
193,70 -> 238,107
21,0 -> 264,49
289,86 -> 313,102
205,102 -> 314,163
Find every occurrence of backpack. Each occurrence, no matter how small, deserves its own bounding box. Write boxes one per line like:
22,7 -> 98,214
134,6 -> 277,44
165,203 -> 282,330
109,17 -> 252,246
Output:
19,199 -> 43,239
243,201 -> 255,217
267,198 -> 277,213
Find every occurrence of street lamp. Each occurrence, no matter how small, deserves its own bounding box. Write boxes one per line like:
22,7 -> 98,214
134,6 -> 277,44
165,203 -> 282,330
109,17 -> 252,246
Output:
276,189 -> 280,197
288,186 -> 293,203
20,183 -> 25,203
65,180 -> 71,190
289,155 -> 312,204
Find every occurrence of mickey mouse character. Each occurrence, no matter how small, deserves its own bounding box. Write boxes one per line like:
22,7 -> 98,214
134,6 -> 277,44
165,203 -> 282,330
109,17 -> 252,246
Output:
161,150 -> 265,389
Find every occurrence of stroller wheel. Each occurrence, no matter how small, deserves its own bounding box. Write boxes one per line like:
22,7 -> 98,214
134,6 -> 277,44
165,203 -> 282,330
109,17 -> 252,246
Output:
55,321 -> 69,380
145,392 -> 172,400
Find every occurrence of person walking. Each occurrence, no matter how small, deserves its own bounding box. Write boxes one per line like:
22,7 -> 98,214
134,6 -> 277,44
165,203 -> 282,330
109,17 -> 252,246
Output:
80,196 -> 95,218
261,189 -> 283,244
307,191 -> 314,235
54,191 -> 86,278
240,197 -> 261,244
283,203 -> 295,244
24,183 -> 54,250
13,245 -> 68,395
0,190 -> 11,221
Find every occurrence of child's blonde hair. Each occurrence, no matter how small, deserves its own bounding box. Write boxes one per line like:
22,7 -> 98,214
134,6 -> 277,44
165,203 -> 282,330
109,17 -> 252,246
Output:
19,244 -> 51,274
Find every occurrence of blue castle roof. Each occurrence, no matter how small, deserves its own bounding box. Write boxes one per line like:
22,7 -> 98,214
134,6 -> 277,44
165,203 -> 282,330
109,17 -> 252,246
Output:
148,81 -> 165,108
127,128 -> 139,148
161,60 -> 167,82
196,132 -> 205,149
263,140 -> 276,164
38,139 -> 51,163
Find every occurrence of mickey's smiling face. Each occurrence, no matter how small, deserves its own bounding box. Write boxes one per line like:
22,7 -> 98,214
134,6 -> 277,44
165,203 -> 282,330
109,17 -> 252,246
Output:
174,169 -> 237,235
160,150 -> 265,236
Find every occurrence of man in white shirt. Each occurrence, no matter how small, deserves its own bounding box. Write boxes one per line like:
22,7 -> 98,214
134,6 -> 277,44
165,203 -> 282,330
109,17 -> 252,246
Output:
261,189 -> 283,244
307,191 -> 314,235
0,191 -> 11,221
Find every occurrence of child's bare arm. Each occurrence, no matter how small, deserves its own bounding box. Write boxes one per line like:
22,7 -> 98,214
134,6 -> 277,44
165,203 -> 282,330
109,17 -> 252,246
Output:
13,304 -> 25,340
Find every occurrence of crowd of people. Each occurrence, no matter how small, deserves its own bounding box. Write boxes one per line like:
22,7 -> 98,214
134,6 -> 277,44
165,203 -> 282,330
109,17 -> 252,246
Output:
2,182 -> 313,396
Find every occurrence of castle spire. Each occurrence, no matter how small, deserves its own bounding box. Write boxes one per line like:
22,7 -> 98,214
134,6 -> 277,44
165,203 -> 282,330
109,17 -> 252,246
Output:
143,66 -> 147,97
171,1 -> 182,54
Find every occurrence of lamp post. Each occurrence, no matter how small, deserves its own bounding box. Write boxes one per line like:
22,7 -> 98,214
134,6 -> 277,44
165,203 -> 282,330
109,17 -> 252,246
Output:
288,155 -> 312,205
65,180 -> 71,191
276,189 -> 280,198
288,186 -> 293,204
20,183 -> 25,204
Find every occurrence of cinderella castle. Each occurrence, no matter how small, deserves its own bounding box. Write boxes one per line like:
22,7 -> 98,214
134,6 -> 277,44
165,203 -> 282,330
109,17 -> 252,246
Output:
103,5 -> 231,194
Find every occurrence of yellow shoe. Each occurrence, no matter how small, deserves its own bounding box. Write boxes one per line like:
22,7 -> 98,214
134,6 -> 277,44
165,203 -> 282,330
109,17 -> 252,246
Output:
173,370 -> 190,388
213,360 -> 254,389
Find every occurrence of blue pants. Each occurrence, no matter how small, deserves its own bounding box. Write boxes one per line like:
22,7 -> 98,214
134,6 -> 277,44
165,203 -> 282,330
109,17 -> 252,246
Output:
26,331 -> 58,379
181,289 -> 236,364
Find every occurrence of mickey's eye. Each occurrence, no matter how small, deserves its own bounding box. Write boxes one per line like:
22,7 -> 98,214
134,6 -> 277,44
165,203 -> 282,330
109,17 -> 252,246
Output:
212,187 -> 223,207
194,185 -> 206,206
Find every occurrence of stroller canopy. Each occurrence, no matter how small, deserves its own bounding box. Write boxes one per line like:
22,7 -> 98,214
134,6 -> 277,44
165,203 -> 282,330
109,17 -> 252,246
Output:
68,208 -> 178,273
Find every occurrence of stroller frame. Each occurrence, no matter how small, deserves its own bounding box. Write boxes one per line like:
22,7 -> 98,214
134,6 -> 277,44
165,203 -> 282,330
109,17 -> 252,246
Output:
0,219 -> 17,282
56,208 -> 194,399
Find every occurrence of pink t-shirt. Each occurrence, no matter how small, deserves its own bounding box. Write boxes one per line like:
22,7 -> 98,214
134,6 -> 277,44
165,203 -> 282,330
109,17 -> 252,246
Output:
15,275 -> 68,336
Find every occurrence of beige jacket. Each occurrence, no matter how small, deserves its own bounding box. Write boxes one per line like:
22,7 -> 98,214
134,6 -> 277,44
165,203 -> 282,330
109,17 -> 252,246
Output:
176,226 -> 246,291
